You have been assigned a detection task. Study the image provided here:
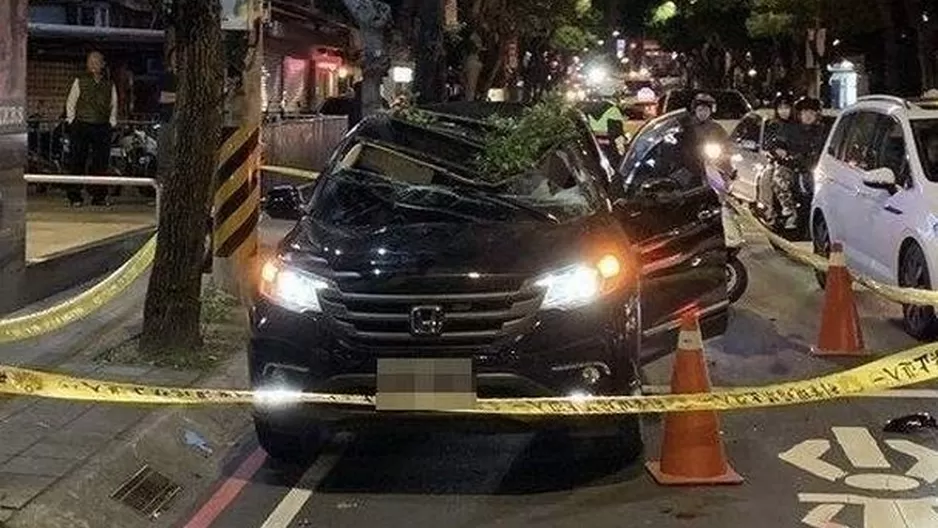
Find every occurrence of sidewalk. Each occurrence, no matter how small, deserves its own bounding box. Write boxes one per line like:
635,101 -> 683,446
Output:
0,276 -> 250,526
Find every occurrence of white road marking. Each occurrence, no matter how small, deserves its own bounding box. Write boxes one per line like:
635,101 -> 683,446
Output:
833,427 -> 890,469
779,439 -> 847,481
782,428 -> 938,527
260,488 -> 312,528
799,494 -> 938,528
259,439 -> 348,528
801,503 -> 848,528
886,440 -> 938,484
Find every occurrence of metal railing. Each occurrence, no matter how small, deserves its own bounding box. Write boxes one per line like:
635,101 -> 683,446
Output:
26,118 -> 161,176
24,174 -> 161,224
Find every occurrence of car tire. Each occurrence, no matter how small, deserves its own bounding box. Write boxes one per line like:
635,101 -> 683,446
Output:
812,215 -> 830,289
254,416 -> 327,465
898,243 -> 938,341
726,257 -> 748,304
566,417 -> 643,467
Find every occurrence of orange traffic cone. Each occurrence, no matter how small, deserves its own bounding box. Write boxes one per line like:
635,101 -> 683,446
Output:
645,311 -> 743,485
814,242 -> 865,356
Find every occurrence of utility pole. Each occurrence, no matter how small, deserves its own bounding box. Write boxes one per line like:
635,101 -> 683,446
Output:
212,0 -> 264,298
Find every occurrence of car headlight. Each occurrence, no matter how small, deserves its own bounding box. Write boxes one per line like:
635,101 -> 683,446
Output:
259,260 -> 329,313
536,254 -> 623,311
703,143 -> 723,160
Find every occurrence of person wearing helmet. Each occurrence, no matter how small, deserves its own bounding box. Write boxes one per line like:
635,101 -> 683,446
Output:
765,93 -> 795,154
579,99 -> 628,166
770,96 -> 825,229
682,92 -> 731,177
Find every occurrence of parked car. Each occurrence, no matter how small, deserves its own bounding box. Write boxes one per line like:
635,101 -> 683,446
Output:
657,89 -> 753,131
252,102 -> 728,463
811,95 -> 938,339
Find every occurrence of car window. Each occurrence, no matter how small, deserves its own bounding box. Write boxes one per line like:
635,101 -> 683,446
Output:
841,111 -> 880,170
827,113 -> 854,159
620,113 -> 704,196
872,115 -> 911,187
731,114 -> 761,144
911,119 -> 938,183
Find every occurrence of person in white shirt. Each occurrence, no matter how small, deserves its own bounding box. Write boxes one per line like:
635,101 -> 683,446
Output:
64,50 -> 118,206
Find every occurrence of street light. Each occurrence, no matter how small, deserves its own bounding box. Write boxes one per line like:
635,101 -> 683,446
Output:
597,39 -> 605,46
748,68 -> 757,77
612,30 -> 620,37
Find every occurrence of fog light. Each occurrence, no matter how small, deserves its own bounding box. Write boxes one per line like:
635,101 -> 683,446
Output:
581,365 -> 602,385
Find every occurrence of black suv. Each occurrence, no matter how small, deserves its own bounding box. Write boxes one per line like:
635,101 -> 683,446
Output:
252,103 -> 728,463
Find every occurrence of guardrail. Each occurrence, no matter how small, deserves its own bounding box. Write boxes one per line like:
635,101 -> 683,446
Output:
23,174 -> 161,223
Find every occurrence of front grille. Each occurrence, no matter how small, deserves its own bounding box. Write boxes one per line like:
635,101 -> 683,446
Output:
319,275 -> 544,348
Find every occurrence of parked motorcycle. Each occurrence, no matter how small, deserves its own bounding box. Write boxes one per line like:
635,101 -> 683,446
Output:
112,124 -> 159,198
703,142 -> 749,304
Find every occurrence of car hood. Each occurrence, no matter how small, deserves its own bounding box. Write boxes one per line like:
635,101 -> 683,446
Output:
281,217 -> 626,276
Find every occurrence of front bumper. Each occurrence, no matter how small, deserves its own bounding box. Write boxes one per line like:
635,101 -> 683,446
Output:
248,291 -> 641,429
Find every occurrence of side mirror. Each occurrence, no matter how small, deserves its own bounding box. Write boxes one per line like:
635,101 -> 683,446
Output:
862,167 -> 897,189
739,139 -> 758,152
263,185 -> 302,221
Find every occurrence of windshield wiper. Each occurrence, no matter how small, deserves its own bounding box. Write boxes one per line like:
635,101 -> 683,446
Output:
455,186 -> 560,223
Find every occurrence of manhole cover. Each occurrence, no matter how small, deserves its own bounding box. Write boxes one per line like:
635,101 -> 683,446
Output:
111,465 -> 182,519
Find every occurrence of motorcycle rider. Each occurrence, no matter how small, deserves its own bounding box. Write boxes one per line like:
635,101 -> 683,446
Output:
764,93 -> 795,150
770,96 -> 825,229
681,92 -> 731,184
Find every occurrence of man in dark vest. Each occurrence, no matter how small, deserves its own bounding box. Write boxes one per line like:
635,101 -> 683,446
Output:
65,50 -> 117,206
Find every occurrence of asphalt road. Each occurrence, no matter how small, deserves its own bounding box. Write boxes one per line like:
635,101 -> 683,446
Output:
179,223 -> 938,528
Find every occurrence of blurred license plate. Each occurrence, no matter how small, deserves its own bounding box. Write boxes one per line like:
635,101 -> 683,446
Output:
376,358 -> 476,411
110,147 -> 123,157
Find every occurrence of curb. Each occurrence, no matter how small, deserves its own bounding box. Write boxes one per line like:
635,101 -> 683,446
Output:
2,356 -> 253,528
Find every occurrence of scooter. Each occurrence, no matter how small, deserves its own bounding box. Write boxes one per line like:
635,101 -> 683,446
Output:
750,150 -> 814,243
703,143 -> 749,304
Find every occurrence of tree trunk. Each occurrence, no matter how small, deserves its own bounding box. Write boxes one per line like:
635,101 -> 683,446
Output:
460,0 -> 487,101
343,0 -> 392,117
140,0 -> 223,355
413,0 -> 447,103
462,47 -> 483,100
477,36 -> 506,97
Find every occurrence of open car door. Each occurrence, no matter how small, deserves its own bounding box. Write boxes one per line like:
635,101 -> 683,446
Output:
614,112 -> 728,352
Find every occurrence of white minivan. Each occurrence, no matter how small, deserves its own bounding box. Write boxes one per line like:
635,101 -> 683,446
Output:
811,95 -> 938,339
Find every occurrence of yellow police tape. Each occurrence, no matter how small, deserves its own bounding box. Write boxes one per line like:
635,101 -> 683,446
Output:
0,236 -> 157,344
260,165 -> 320,180
729,198 -> 938,307
2,341 -> 938,415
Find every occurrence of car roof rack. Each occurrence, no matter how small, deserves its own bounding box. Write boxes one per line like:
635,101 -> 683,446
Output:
855,95 -> 913,109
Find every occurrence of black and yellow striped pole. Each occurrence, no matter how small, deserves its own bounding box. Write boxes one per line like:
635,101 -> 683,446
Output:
212,0 -> 263,296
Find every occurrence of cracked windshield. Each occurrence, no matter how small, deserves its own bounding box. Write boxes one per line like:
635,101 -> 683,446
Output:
4,0 -> 938,527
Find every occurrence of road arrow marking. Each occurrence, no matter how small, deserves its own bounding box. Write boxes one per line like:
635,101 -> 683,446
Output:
779,439 -> 848,481
802,503 -> 848,528
886,440 -> 938,484
833,427 -> 890,469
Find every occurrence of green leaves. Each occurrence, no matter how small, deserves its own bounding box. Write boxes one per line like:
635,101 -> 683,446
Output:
475,95 -> 580,181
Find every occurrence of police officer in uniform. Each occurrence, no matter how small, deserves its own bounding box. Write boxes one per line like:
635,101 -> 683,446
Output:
579,99 -> 628,167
